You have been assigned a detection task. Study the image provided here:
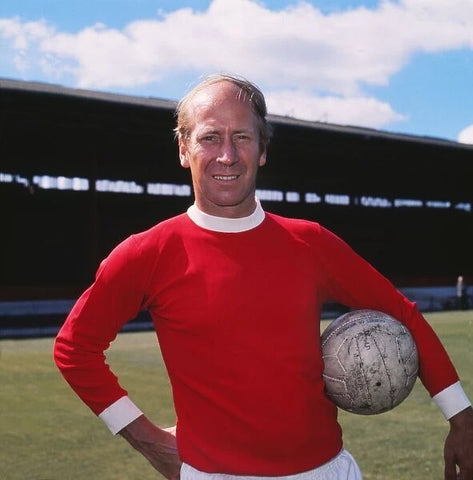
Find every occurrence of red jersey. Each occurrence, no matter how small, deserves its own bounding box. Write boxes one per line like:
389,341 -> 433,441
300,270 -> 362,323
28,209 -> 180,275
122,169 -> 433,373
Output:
54,204 -> 464,475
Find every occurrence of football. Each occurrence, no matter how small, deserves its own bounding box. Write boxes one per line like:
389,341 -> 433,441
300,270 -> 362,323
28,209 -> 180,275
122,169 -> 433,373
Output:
321,309 -> 418,415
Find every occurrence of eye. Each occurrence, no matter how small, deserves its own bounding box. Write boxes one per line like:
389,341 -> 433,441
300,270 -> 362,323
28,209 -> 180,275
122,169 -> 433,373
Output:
200,134 -> 219,143
234,133 -> 251,142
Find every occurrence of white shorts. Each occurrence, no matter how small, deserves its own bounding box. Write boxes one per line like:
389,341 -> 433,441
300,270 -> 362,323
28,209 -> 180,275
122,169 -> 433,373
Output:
181,449 -> 362,480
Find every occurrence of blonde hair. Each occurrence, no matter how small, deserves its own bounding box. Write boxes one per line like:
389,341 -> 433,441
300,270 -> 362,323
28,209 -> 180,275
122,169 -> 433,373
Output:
174,73 -> 272,152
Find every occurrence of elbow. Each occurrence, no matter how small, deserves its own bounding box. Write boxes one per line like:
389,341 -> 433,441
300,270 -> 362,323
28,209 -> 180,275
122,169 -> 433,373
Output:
53,328 -> 73,373
53,334 -> 65,371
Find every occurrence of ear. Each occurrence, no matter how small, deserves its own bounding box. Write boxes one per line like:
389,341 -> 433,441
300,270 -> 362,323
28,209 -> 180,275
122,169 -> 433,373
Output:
258,149 -> 267,167
178,138 -> 190,168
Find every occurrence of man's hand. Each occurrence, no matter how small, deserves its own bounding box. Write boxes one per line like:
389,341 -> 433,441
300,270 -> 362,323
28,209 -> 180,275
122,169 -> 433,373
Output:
444,407 -> 473,480
119,415 -> 181,480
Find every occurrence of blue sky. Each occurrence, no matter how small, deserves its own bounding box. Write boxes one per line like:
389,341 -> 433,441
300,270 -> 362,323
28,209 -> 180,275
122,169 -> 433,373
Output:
1,0 -> 473,143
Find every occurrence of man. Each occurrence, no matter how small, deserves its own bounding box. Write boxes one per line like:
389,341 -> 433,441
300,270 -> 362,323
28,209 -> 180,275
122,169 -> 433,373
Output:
54,74 -> 473,479
457,275 -> 468,310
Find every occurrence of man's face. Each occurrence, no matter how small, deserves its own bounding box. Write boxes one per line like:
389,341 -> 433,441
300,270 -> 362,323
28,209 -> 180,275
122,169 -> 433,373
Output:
179,81 -> 266,218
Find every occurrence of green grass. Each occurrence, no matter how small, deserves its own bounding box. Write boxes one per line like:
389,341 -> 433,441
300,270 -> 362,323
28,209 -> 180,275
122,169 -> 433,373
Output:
1,311 -> 472,479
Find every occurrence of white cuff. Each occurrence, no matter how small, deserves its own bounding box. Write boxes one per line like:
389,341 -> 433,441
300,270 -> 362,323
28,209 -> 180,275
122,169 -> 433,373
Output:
98,396 -> 143,434
433,381 -> 472,420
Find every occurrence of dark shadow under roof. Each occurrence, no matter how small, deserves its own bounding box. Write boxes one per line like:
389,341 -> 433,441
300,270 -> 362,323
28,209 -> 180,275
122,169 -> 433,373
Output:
2,77 -> 472,152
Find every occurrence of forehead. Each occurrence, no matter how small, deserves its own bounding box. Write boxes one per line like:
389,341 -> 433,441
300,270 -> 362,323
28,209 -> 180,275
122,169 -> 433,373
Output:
186,82 -> 257,131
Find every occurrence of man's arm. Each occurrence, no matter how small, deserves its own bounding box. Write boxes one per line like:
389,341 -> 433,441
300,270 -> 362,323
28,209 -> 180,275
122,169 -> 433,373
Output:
119,415 -> 181,480
53,234 -> 183,476
315,226 -> 473,477
444,407 -> 473,480
54,235 -> 154,415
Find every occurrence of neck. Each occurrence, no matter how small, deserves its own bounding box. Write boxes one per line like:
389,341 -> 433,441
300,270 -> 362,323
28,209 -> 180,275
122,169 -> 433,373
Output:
187,199 -> 265,233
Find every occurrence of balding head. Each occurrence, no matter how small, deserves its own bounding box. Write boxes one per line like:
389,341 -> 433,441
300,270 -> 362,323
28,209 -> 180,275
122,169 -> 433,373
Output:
175,73 -> 272,153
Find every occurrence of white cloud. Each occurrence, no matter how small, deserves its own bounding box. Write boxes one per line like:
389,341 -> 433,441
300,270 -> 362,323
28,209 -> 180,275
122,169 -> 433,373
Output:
458,125 -> 473,144
266,90 -> 407,128
40,24 -> 165,88
1,0 -> 473,129
0,17 -> 55,73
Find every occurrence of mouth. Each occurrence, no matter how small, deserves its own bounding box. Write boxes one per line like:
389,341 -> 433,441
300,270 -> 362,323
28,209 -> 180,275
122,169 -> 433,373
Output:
212,175 -> 239,181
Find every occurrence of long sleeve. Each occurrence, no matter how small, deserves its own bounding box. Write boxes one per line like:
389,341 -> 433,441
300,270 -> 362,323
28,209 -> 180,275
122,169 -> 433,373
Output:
316,225 -> 459,397
53,235 -> 151,415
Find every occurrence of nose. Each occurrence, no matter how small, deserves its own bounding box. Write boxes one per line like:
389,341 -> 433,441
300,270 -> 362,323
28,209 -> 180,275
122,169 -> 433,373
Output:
216,137 -> 238,166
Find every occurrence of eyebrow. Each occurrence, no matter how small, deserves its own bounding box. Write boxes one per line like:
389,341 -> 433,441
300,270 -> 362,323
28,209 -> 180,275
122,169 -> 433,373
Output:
197,126 -> 255,135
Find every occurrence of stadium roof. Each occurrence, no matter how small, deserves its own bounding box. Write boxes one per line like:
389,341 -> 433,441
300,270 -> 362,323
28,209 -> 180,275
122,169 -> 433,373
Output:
1,77 -> 472,151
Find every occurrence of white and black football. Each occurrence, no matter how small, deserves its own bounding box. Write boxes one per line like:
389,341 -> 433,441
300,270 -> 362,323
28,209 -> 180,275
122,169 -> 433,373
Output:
321,309 -> 418,415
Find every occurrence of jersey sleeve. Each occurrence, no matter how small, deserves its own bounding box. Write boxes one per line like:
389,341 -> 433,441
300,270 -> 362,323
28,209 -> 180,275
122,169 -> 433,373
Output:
315,225 -> 461,400
53,235 -> 152,418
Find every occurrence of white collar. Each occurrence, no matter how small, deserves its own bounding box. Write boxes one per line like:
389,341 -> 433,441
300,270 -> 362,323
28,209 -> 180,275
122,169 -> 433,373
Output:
187,199 -> 265,233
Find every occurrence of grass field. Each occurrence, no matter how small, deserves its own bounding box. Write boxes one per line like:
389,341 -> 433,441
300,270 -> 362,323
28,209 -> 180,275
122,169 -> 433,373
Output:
1,311 -> 472,479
